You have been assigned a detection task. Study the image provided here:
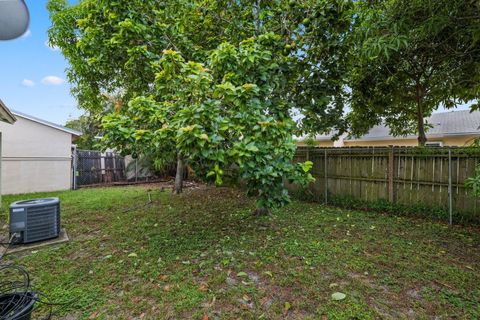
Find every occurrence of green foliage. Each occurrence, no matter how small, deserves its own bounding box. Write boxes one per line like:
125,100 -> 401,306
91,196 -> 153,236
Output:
293,0 -> 354,137
466,165 -> 480,198
47,0 -> 360,209
303,136 -> 320,148
46,0 -> 304,111
65,112 -> 101,150
347,0 -> 480,145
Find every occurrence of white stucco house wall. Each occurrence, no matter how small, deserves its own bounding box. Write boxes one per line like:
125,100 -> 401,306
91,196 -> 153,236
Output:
0,103 -> 81,195
0,99 -> 17,199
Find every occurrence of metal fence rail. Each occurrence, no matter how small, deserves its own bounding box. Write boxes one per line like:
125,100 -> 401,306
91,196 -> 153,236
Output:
293,146 -> 480,224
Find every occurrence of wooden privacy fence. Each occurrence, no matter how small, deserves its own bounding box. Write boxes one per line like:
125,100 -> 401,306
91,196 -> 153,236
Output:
73,150 -> 126,188
293,146 -> 480,224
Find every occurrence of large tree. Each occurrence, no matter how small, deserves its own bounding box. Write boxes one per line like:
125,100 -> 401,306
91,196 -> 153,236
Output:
48,0 -> 352,210
48,0 -> 288,194
348,0 -> 480,146
103,36 -> 314,209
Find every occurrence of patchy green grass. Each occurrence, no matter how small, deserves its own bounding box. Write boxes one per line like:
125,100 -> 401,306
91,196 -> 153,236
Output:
1,185 -> 480,319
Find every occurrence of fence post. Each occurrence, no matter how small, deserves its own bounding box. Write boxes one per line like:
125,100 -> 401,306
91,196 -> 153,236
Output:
448,148 -> 453,225
135,159 -> 138,183
72,149 -> 77,190
324,149 -> 328,204
388,146 -> 394,202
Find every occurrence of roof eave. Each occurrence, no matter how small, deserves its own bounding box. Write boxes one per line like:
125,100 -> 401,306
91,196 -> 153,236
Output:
299,138 -> 333,142
0,99 -> 17,124
11,111 -> 82,136
344,135 -> 417,142
345,132 -> 480,142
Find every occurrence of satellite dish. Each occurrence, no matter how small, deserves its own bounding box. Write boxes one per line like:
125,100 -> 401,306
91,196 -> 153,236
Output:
0,0 -> 30,40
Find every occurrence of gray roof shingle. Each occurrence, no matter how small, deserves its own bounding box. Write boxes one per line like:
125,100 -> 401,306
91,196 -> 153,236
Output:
350,110 -> 480,141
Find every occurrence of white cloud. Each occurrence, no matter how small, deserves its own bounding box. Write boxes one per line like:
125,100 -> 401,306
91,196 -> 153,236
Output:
21,79 -> 35,87
21,29 -> 31,38
44,40 -> 60,51
41,76 -> 65,86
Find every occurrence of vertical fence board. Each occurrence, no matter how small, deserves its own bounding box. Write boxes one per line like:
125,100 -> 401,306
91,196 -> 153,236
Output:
296,146 -> 480,224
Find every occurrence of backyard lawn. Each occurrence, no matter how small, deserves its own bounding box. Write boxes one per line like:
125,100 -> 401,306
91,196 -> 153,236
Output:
1,184 -> 479,319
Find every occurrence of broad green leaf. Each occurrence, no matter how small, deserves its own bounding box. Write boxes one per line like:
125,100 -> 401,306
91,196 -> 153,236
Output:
331,292 -> 346,301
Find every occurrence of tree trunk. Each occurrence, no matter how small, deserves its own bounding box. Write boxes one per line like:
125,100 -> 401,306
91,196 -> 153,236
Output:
417,110 -> 427,146
173,154 -> 184,194
416,84 -> 427,146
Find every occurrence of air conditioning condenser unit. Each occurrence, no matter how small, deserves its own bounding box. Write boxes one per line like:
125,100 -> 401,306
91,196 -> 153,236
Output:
9,198 -> 61,244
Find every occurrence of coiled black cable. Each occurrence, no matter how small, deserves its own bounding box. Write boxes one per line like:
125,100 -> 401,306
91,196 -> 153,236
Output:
0,234 -> 16,261
0,237 -> 72,319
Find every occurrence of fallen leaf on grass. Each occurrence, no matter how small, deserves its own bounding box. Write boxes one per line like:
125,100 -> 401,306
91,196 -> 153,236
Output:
263,271 -> 273,278
331,292 -> 346,301
284,302 -> 291,316
128,252 -> 138,258
237,271 -> 248,277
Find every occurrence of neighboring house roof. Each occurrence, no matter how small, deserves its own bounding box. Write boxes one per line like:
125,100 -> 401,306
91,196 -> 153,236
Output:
0,99 -> 17,124
347,110 -> 480,141
296,133 -> 334,142
10,109 -> 82,136
296,129 -> 340,142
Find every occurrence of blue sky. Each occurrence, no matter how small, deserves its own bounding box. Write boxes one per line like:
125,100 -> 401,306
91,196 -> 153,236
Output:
0,0 -> 81,125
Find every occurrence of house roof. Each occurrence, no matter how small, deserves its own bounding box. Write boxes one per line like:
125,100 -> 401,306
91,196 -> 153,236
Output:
296,133 -> 334,142
10,109 -> 82,136
0,99 -> 17,124
347,110 -> 480,141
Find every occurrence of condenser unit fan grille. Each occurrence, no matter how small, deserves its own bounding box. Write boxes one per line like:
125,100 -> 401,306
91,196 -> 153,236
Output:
25,205 -> 60,243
